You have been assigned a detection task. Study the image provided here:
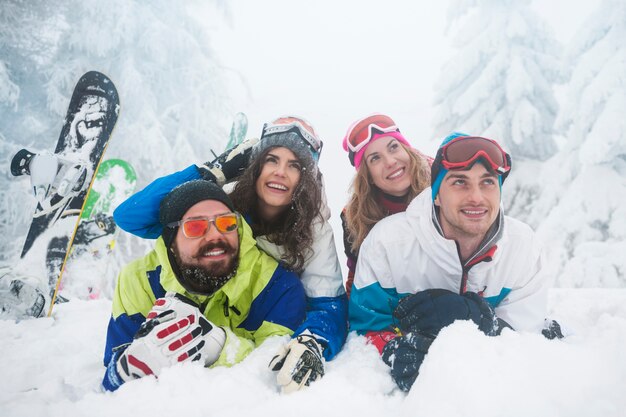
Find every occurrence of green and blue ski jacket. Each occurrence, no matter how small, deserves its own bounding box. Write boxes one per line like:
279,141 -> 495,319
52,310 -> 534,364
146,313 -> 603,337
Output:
102,218 -> 306,391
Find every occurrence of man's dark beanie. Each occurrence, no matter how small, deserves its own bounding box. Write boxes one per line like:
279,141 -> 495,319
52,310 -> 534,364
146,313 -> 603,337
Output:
159,179 -> 235,248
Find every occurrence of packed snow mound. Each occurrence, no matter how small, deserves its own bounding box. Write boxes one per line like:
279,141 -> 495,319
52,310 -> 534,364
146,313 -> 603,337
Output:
1,288 -> 625,417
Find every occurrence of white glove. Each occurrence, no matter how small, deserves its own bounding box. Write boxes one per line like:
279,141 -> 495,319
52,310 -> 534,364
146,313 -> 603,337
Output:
28,153 -> 59,203
116,294 -> 226,382
269,334 -> 325,393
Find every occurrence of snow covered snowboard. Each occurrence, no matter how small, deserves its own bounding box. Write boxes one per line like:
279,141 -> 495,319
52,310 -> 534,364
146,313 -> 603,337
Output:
75,159 -> 137,255
4,71 -> 119,318
47,159 -> 136,301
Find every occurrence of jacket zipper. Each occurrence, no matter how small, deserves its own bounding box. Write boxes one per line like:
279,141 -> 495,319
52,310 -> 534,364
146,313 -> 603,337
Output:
223,300 -> 241,317
459,245 -> 498,294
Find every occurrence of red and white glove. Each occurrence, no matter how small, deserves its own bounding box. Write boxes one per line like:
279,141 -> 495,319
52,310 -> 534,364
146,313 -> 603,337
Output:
116,294 -> 226,382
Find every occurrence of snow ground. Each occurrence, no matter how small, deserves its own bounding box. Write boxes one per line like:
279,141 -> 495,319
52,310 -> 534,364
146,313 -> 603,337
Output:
1,288 -> 625,417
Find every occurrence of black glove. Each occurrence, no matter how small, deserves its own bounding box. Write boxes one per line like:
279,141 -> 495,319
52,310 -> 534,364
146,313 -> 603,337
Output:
197,137 -> 259,186
394,289 -> 500,337
542,319 -> 564,340
381,332 -> 434,392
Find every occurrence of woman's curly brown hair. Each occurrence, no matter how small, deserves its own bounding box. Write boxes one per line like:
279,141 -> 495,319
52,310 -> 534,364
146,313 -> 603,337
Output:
228,146 -> 322,272
344,144 -> 430,254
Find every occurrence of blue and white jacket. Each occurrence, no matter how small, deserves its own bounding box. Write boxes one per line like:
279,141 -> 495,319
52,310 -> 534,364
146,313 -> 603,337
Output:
113,165 -> 347,360
349,189 -> 548,334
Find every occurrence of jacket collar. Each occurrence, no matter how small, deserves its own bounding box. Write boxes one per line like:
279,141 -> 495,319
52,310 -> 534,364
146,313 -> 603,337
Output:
374,188 -> 410,216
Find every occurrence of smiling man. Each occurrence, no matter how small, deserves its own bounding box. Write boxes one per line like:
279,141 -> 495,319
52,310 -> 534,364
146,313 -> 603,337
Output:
102,180 -> 305,391
349,133 -> 558,391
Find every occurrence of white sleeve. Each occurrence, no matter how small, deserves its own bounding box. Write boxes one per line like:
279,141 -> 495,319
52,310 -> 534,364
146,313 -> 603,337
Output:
300,219 -> 345,298
495,238 -> 549,333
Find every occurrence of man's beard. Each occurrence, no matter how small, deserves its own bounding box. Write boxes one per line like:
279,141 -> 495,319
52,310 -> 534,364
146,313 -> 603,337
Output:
172,241 -> 238,296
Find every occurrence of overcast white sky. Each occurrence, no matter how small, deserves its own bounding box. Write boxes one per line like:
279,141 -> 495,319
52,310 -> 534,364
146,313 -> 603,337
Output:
210,0 -> 591,143
202,0 -> 595,269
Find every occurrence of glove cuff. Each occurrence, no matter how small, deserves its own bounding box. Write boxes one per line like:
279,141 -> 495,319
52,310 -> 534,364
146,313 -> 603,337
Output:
113,344 -> 136,384
296,334 -> 324,359
204,325 -> 227,367
103,347 -> 129,391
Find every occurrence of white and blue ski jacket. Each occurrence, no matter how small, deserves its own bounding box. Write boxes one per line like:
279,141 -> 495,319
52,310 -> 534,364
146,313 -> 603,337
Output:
113,165 -> 348,360
350,190 -> 549,335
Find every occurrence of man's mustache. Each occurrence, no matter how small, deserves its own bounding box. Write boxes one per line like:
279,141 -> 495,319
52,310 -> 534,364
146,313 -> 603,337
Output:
192,241 -> 235,259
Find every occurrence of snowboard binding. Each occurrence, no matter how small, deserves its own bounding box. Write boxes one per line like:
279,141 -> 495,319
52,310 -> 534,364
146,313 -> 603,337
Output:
0,269 -> 48,319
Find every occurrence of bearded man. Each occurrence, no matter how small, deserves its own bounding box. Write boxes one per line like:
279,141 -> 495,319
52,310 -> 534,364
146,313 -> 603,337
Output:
102,180 -> 305,391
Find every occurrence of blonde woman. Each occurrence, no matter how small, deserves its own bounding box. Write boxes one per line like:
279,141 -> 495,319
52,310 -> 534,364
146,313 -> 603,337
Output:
341,114 -> 431,301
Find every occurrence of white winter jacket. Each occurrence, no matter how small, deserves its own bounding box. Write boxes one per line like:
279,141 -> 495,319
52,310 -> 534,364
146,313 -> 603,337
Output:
349,189 -> 548,333
257,218 -> 344,298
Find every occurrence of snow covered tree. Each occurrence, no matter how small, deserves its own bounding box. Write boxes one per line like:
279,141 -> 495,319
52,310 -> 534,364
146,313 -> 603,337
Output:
533,0 -> 626,287
0,0 -> 63,263
432,0 -> 562,161
0,0 -> 232,265
42,0 -> 232,177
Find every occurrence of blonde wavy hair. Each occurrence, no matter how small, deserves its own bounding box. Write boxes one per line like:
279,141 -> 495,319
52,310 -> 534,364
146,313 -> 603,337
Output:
344,144 -> 430,254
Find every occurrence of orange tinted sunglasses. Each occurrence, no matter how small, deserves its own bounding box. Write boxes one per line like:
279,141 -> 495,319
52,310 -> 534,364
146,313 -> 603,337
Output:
167,213 -> 239,238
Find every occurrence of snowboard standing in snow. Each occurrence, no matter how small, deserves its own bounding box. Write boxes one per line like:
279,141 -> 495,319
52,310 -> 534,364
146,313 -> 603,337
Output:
47,159 -> 137,301
74,159 -> 137,255
4,71 -> 119,318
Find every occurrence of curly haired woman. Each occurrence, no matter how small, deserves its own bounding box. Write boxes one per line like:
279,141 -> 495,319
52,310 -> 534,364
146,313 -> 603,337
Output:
114,116 -> 346,393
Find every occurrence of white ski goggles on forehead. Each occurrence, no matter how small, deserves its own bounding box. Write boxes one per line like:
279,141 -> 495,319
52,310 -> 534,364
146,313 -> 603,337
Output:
344,113 -> 399,154
261,116 -> 323,159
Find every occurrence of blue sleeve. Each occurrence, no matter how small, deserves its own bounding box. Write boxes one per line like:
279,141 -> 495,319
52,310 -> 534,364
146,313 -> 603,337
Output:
294,294 -> 348,361
102,312 -> 146,392
103,312 -> 145,366
239,265 -> 307,333
113,165 -> 202,238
